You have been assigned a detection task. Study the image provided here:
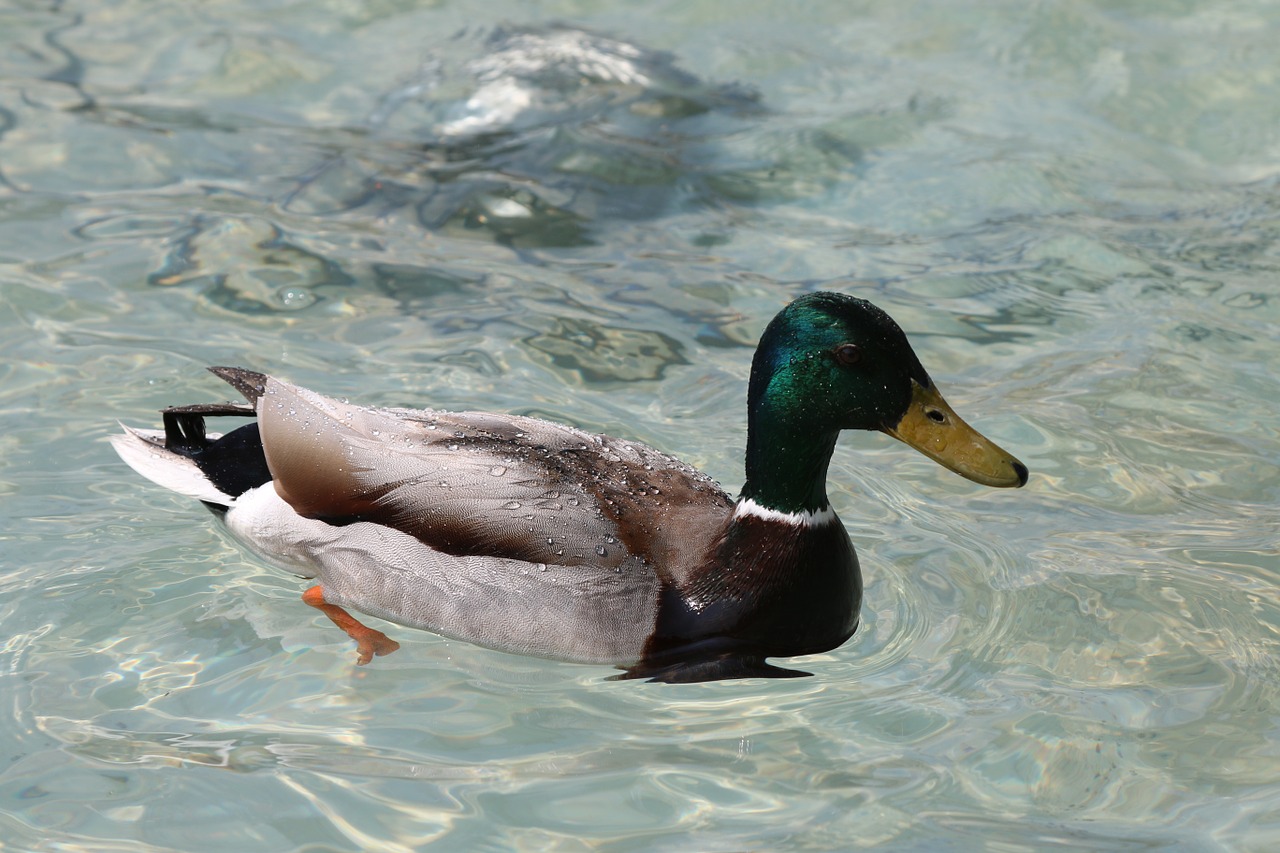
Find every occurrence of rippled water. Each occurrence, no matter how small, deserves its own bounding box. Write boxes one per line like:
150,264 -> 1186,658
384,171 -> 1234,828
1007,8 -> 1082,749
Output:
3,1 -> 1279,849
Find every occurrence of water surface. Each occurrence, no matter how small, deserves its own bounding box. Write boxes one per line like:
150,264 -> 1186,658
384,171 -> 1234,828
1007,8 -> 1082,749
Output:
2,1 -> 1278,850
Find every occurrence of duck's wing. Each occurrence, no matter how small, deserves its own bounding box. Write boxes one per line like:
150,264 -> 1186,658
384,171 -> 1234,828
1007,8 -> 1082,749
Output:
251,374 -> 735,576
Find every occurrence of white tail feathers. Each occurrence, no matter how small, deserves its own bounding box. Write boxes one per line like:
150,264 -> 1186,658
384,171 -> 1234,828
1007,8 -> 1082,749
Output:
110,425 -> 235,505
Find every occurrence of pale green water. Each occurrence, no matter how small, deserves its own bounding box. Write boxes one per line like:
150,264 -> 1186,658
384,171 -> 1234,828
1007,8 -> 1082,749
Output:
2,1 -> 1279,850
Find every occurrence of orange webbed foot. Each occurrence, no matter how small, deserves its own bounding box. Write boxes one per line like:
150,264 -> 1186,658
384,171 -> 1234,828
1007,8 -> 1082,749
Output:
352,630 -> 401,666
303,585 -> 401,665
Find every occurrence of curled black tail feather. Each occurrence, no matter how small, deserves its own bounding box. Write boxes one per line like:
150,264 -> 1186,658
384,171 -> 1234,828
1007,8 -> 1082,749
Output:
155,367 -> 273,502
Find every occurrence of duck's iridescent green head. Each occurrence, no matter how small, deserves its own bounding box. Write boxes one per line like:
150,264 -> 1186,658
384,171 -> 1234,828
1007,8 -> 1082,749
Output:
742,292 -> 1027,514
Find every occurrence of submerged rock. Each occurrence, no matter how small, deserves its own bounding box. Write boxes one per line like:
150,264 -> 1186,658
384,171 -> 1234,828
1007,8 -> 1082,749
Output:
282,24 -> 854,247
148,24 -> 870,321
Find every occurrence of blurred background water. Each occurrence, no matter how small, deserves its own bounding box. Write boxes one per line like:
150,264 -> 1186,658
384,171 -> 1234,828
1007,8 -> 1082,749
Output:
2,0 -> 1278,849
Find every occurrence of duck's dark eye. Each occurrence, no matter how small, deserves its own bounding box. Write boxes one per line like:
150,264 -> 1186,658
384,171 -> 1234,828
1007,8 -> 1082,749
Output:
834,344 -> 863,366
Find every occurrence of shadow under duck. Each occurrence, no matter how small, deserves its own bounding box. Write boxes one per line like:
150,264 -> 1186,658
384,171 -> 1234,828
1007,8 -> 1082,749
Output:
112,292 -> 1027,682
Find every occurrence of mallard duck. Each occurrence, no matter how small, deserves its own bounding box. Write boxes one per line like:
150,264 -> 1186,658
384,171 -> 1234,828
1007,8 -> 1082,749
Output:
112,292 -> 1026,682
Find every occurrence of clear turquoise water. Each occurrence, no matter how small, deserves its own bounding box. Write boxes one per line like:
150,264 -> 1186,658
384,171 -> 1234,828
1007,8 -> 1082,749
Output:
2,1 -> 1279,849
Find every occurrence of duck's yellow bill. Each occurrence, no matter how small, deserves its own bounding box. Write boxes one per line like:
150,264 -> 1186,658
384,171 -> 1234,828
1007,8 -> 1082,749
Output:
882,380 -> 1028,488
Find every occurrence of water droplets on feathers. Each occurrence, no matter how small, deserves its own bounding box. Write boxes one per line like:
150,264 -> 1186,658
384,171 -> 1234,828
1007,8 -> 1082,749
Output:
255,376 -> 734,591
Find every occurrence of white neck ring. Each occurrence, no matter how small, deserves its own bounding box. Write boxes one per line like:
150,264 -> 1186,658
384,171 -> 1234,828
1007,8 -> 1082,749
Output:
733,497 -> 836,527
